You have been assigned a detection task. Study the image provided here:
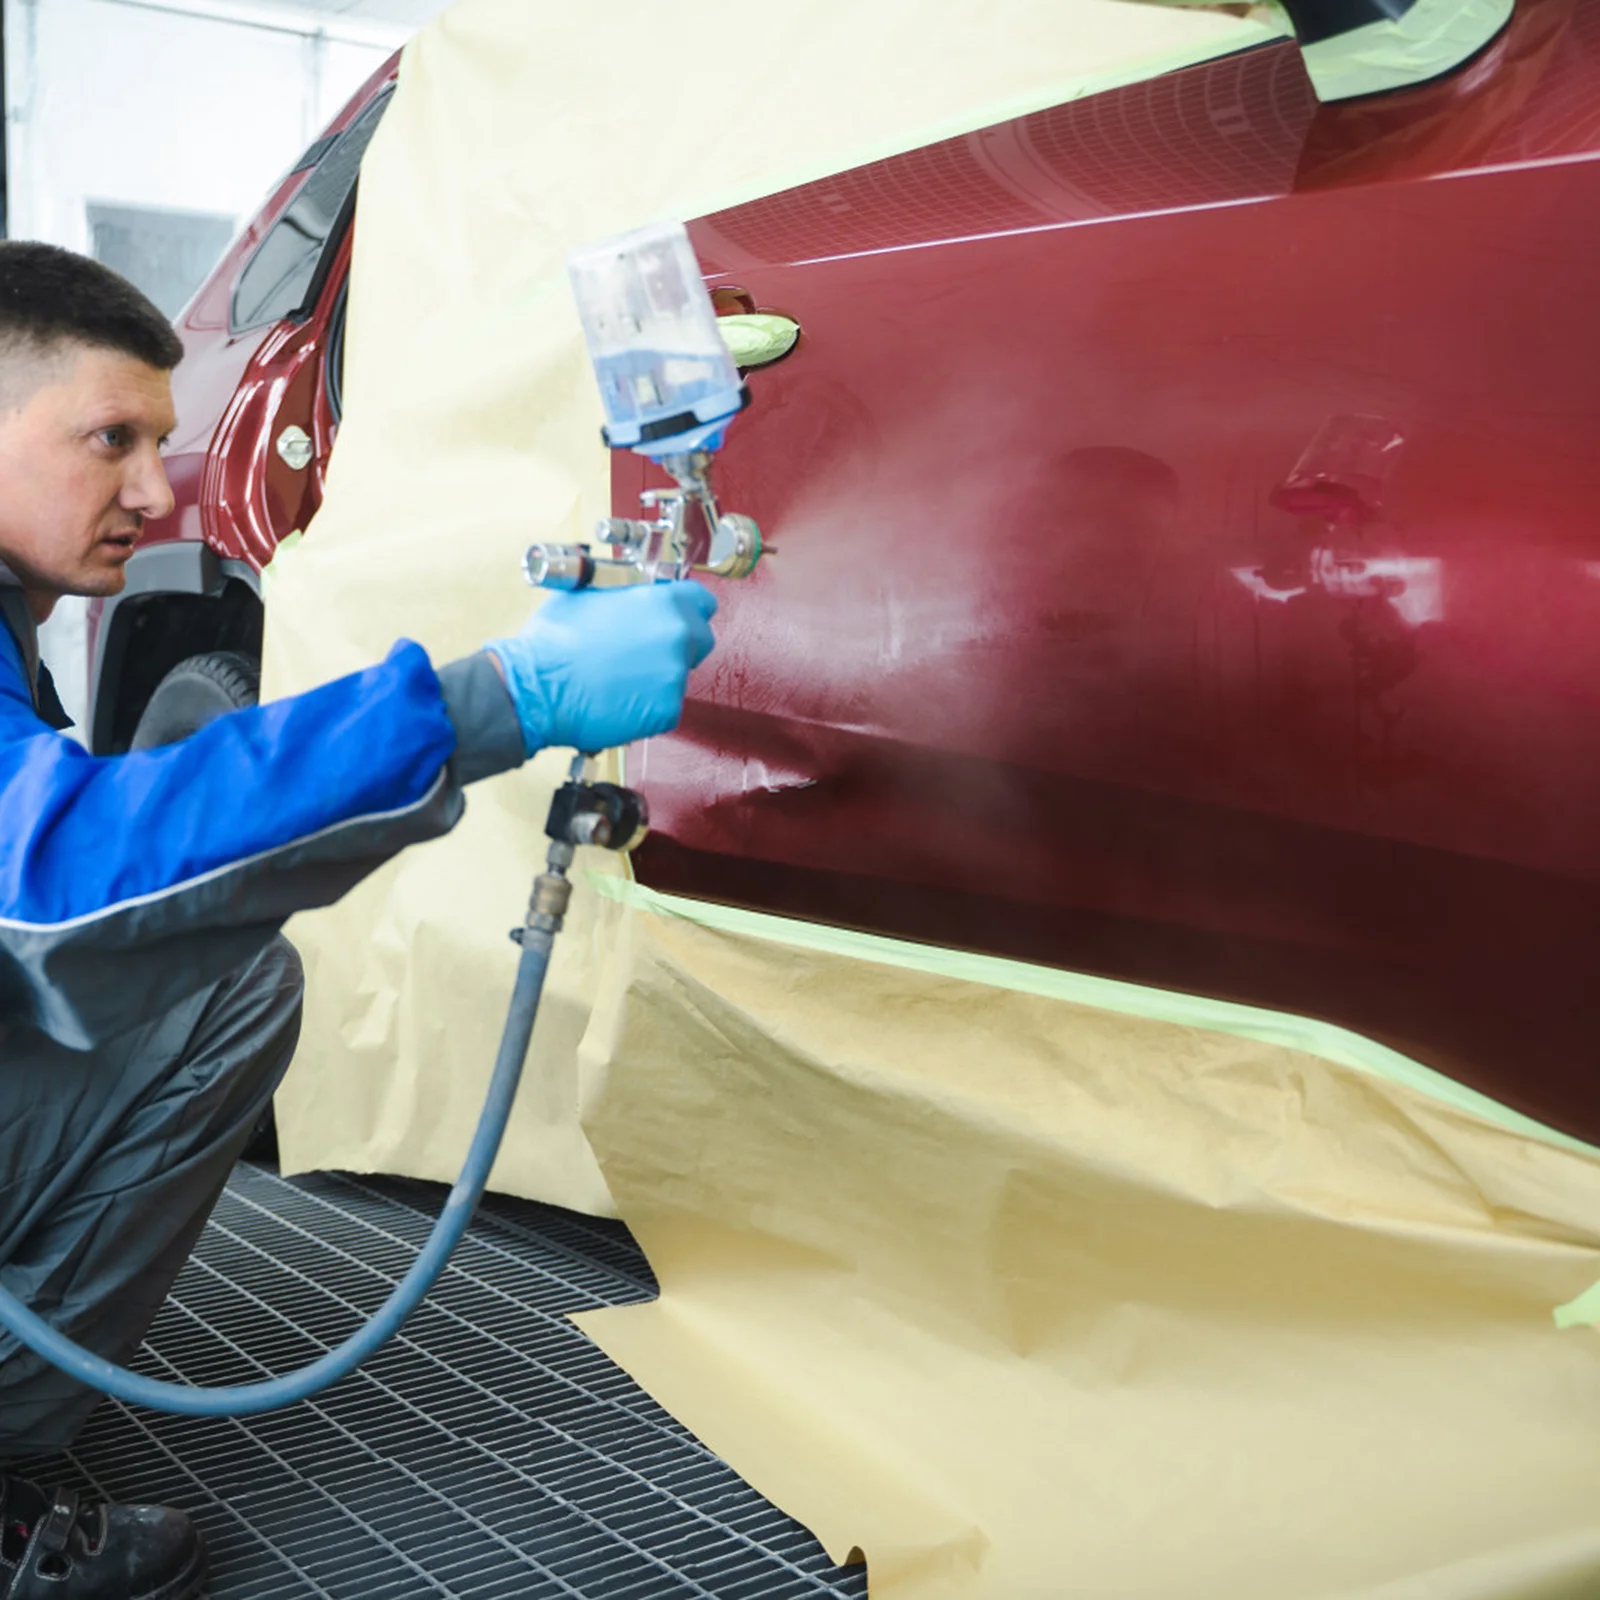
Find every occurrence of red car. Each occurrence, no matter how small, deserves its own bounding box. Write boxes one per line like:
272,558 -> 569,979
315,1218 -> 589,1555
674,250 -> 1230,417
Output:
91,0 -> 1600,1146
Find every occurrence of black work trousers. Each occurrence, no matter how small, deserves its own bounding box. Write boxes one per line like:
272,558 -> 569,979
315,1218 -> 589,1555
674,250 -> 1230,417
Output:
0,936 -> 303,1458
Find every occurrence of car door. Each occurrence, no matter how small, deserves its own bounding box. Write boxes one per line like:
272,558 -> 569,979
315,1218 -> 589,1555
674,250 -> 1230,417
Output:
627,4 -> 1600,1141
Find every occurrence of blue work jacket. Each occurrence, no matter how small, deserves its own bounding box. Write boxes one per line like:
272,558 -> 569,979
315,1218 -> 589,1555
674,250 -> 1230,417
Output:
0,574 -> 522,1049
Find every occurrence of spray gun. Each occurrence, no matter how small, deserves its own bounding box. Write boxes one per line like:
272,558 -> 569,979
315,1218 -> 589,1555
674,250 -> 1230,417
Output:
524,219 -> 764,592
0,221 -> 762,1420
524,219 -> 767,888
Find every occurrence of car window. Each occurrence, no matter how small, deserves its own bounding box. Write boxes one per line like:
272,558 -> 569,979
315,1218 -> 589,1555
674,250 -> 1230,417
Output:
230,88 -> 392,335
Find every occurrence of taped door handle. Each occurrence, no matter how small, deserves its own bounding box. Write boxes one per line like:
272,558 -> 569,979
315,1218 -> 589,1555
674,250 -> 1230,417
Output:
717,313 -> 800,369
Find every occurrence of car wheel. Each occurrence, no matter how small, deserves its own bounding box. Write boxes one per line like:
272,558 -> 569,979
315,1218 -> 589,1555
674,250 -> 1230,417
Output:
129,649 -> 278,1161
130,650 -> 259,750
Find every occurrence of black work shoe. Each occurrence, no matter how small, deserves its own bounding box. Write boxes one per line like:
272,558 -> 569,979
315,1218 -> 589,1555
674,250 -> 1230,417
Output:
0,1471 -> 205,1599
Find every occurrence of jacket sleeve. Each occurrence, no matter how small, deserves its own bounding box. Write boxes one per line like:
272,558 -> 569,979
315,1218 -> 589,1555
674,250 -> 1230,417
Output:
0,641 -> 526,1049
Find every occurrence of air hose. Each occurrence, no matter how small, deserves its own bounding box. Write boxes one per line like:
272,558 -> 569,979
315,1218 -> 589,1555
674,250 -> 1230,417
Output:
0,767 -> 647,1418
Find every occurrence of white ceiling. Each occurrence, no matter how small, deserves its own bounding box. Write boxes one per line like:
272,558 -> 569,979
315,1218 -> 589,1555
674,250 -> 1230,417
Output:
234,0 -> 449,25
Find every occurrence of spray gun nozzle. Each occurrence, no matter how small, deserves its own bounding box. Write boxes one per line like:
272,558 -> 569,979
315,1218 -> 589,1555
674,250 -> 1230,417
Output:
706,513 -> 761,579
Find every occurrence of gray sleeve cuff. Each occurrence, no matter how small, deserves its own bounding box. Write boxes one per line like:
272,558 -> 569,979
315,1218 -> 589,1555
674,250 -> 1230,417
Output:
436,652 -> 526,785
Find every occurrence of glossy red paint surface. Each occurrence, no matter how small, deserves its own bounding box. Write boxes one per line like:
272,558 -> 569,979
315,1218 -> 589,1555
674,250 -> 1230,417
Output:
629,0 -> 1600,1141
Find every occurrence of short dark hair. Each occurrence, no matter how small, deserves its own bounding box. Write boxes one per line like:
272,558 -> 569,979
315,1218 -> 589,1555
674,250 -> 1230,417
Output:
0,241 -> 183,371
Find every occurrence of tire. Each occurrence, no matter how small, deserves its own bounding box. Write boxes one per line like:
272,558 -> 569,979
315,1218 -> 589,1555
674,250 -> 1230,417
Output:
130,650 -> 259,750
129,650 -> 278,1162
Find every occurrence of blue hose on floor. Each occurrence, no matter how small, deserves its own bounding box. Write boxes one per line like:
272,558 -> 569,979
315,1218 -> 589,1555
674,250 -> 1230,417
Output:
0,915 -> 557,1417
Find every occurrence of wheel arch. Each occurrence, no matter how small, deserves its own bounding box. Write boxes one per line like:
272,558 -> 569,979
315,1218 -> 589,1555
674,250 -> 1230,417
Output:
89,542 -> 263,755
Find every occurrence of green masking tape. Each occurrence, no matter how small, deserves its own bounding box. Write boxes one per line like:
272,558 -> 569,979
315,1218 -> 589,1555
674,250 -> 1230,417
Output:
1554,1280 -> 1600,1331
260,528 -> 304,583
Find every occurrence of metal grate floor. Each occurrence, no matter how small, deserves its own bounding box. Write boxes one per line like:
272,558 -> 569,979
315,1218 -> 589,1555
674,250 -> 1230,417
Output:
22,1163 -> 869,1599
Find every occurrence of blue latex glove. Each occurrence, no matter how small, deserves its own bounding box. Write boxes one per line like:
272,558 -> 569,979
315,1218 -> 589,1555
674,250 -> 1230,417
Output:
485,580 -> 718,755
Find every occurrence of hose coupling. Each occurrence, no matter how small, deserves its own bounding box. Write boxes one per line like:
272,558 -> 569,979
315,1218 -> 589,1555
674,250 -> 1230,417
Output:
531,873 -> 573,920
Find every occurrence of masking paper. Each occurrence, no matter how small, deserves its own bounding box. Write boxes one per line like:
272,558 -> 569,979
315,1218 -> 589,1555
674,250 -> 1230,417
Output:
263,0 -> 1274,1207
573,893 -> 1600,1600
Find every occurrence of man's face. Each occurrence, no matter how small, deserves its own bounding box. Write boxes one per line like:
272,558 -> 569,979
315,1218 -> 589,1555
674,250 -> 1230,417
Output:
0,343 -> 176,617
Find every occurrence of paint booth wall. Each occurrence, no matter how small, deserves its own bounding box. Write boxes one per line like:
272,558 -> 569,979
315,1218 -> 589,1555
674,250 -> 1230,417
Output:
2,0 -> 421,730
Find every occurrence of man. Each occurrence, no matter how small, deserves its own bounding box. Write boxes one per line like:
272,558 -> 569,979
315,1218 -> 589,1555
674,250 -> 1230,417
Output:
0,241 -> 717,1599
